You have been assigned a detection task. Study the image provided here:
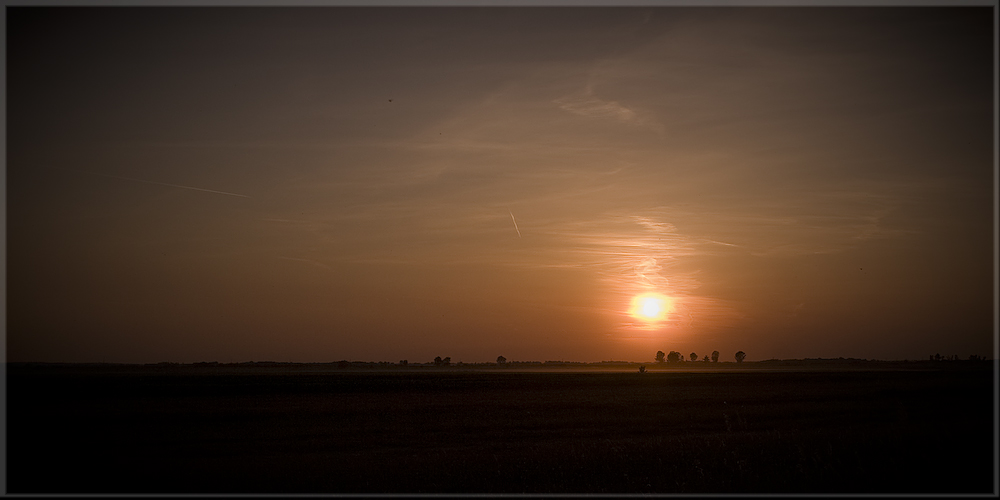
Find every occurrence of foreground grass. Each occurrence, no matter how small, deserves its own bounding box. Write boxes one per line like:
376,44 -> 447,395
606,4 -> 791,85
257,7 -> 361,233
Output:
6,365 -> 995,493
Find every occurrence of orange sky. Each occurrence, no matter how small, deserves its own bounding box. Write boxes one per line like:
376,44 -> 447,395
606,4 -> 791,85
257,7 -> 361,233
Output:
5,6 -> 996,363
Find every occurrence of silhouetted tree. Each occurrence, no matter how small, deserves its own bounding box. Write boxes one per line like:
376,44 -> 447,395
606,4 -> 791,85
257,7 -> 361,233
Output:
655,351 -> 666,363
667,351 -> 681,363
434,356 -> 443,366
442,356 -> 451,366
497,355 -> 507,364
638,365 -> 646,374
399,360 -> 408,366
735,351 -> 746,363
711,351 -> 720,363
689,352 -> 698,362
702,355 -> 710,362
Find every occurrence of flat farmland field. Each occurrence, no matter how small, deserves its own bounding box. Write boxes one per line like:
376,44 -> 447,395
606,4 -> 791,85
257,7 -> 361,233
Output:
5,363 -> 996,494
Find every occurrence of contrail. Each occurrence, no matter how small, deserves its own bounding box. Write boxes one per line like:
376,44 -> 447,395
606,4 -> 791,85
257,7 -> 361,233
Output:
509,210 -> 521,238
277,256 -> 333,271
81,171 -> 250,198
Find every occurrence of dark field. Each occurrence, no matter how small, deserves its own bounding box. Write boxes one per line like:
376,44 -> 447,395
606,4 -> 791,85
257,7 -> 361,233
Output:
5,363 -> 997,494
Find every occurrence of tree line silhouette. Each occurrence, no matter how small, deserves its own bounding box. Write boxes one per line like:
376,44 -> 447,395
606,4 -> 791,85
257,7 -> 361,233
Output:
381,351 -> 751,368
655,350 -> 746,363
931,353 -> 987,362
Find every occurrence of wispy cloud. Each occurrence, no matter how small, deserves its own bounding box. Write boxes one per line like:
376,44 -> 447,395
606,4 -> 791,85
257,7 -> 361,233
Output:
460,208 -> 732,333
553,80 -> 665,135
276,256 -> 333,272
555,91 -> 638,123
80,170 -> 250,198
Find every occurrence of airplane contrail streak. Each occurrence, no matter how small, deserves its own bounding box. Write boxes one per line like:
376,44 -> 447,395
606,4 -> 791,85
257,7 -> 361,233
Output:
277,256 -> 333,271
81,171 -> 250,198
509,210 -> 521,238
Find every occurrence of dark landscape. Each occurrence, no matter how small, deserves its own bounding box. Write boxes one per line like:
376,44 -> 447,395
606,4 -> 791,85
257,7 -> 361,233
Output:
6,360 -> 995,494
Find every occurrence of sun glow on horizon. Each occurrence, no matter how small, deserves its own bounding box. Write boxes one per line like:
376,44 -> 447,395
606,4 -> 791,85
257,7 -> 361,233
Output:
628,293 -> 673,322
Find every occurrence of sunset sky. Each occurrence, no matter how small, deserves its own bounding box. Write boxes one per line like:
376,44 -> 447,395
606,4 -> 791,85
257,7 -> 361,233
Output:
6,6 -> 996,364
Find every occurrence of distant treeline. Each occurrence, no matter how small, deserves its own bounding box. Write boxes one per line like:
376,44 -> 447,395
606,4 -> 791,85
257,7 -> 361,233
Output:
118,357 -> 994,369
10,356 -> 992,370
929,353 -> 988,362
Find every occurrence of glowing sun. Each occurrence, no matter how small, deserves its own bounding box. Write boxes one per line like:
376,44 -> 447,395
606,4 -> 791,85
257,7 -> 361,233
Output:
629,293 -> 672,322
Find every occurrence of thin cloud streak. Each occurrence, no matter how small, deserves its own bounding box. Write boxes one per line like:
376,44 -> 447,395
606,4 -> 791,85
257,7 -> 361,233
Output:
80,170 -> 250,198
276,256 -> 334,272
499,209 -> 731,334
553,79 -> 665,135
509,210 -> 522,238
555,91 -> 638,123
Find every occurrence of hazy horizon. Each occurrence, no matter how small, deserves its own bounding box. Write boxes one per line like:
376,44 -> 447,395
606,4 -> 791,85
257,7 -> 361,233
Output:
6,6 -> 996,364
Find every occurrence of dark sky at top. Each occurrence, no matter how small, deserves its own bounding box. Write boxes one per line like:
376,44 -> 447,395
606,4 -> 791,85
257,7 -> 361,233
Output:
5,6 -> 995,363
